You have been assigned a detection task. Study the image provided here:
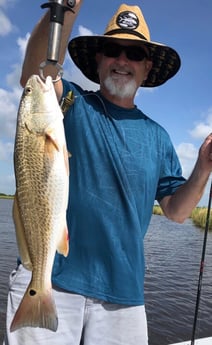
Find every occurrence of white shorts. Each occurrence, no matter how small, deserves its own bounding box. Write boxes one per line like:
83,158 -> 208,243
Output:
3,264 -> 148,345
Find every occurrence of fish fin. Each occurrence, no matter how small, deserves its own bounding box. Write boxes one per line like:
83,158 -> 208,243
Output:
45,128 -> 60,152
57,224 -> 69,257
13,194 -> 32,270
10,282 -> 58,332
63,144 -> 70,177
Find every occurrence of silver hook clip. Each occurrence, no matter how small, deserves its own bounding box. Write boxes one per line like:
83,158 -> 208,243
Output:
40,1 -> 75,83
39,61 -> 63,83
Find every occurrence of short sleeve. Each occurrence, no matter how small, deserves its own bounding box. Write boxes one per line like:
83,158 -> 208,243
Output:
156,134 -> 186,201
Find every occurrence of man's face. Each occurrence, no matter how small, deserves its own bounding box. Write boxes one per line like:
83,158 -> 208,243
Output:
96,39 -> 153,100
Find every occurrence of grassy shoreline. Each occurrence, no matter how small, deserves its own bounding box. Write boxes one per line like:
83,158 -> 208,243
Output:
153,205 -> 212,230
0,194 -> 14,199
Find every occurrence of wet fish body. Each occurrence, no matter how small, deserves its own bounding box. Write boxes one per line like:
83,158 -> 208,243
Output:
10,75 -> 69,332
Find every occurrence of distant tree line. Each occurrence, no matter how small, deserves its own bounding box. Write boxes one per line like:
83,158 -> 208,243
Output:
0,193 -> 14,198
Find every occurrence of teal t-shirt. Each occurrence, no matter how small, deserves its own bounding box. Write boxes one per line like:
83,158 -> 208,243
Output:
52,79 -> 186,305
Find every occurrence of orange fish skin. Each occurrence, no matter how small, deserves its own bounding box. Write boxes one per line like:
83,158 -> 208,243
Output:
11,75 -> 69,332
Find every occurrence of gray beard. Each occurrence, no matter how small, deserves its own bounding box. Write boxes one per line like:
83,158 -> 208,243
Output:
103,75 -> 137,99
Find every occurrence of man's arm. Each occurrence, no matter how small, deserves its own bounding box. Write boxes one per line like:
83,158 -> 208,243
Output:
20,0 -> 83,100
160,133 -> 212,223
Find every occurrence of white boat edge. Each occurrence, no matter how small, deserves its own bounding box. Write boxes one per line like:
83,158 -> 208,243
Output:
169,336 -> 212,345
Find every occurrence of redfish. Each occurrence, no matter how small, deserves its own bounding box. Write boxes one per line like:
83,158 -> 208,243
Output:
10,75 -> 69,332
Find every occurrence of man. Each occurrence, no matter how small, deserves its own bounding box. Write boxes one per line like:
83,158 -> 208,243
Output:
4,2 -> 212,345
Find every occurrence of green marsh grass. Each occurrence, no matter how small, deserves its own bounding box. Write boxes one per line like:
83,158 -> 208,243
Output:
153,205 -> 212,230
191,207 -> 212,230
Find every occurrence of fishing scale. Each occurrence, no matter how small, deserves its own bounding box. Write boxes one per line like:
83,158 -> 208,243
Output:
40,0 -> 76,81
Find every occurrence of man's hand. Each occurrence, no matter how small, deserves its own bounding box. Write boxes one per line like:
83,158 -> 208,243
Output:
197,133 -> 212,172
160,133 -> 212,223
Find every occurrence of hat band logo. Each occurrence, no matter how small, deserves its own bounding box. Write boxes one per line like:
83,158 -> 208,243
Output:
117,11 -> 139,30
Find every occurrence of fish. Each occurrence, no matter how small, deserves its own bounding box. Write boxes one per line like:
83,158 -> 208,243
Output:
10,74 -> 69,332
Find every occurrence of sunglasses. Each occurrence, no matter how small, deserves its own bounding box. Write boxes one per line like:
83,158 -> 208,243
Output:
101,42 -> 149,61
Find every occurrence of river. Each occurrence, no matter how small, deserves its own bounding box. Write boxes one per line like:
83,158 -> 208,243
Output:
0,198 -> 212,344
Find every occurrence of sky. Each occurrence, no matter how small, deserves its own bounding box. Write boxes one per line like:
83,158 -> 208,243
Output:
0,0 -> 211,205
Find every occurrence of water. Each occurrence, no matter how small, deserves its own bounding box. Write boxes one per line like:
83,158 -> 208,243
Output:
144,216 -> 212,344
0,199 -> 212,344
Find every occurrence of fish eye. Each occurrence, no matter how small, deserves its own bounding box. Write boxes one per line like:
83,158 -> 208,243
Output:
25,86 -> 32,95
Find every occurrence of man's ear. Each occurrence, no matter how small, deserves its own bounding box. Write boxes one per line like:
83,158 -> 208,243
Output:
144,60 -> 153,80
95,53 -> 103,75
145,60 -> 153,73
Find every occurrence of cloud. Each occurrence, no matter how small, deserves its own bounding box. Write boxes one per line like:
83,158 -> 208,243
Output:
176,142 -> 198,178
63,24 -> 98,90
5,33 -> 30,88
0,171 -> 15,195
177,107 -> 212,178
189,108 -> 212,139
0,32 -> 29,196
63,57 -> 98,91
0,33 -> 29,137
17,33 -> 30,59
0,139 -> 14,160
0,9 -> 13,36
78,25 -> 95,36
176,140 -> 212,206
0,0 -> 18,9
0,87 -> 21,140
0,139 -> 15,194
0,0 -> 17,35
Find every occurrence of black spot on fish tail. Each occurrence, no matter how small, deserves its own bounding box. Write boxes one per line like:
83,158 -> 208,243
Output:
29,289 -> 37,296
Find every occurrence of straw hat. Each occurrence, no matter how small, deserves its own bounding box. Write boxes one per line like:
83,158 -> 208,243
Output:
68,4 -> 181,87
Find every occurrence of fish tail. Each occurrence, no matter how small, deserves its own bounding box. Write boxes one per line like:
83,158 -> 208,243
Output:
10,284 -> 58,332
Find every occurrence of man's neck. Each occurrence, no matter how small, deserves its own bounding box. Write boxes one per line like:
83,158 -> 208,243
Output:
100,88 -> 135,109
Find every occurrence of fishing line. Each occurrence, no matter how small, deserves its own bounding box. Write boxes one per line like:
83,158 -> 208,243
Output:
191,179 -> 212,345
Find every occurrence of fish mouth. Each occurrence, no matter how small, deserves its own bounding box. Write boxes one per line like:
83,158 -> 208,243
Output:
45,75 -> 53,86
26,75 -> 53,93
41,75 -> 54,93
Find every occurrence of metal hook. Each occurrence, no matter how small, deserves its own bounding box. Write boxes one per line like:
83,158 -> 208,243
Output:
39,60 -> 63,82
